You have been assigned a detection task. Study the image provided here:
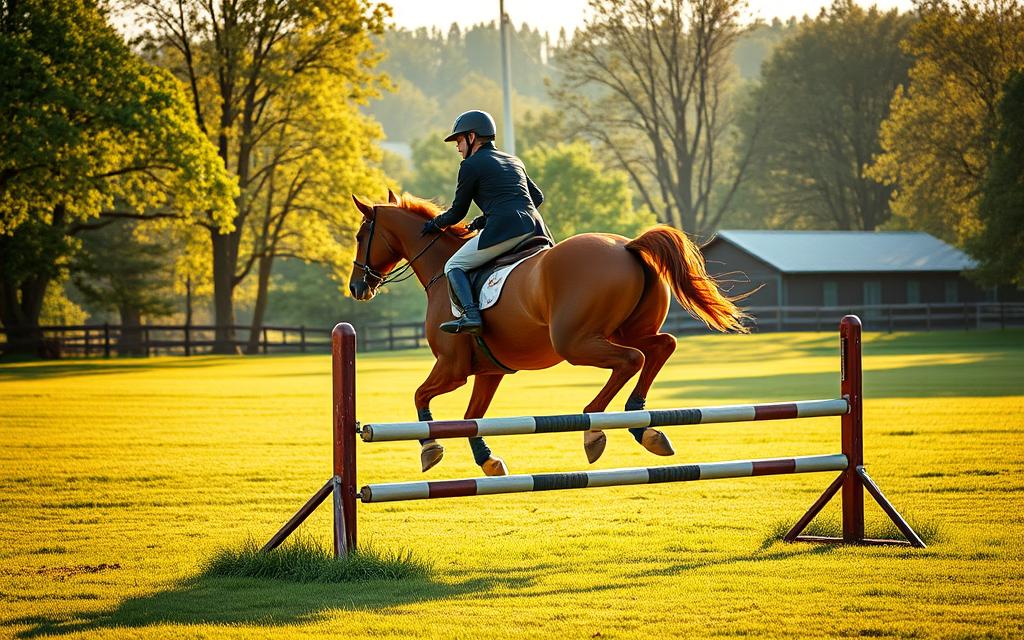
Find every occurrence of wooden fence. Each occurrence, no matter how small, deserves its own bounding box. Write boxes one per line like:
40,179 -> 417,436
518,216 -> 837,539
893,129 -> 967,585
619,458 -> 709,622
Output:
2,302 -> 1022,357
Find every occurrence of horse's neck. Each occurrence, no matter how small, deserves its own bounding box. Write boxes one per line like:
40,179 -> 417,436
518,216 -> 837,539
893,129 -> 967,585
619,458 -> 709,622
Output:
389,210 -> 463,290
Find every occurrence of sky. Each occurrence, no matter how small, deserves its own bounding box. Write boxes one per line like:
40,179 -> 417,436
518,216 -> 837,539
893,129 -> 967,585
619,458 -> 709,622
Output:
384,0 -> 916,35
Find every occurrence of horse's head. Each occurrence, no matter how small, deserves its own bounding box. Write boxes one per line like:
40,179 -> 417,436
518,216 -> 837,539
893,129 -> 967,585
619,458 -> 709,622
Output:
348,190 -> 403,301
348,189 -> 474,301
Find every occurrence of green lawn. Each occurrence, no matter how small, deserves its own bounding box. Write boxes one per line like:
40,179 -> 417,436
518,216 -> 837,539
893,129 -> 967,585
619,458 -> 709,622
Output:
1,329 -> 1022,639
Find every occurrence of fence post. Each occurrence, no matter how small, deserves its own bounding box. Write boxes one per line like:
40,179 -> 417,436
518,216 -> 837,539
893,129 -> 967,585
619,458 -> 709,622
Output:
963,303 -> 969,331
262,327 -> 268,354
925,305 -> 931,331
103,323 -> 111,358
388,323 -> 395,351
1000,303 -> 1006,330
887,307 -> 893,334
300,325 -> 307,353
84,326 -> 91,357
144,326 -> 150,357
184,324 -> 191,356
840,315 -> 865,542
332,324 -> 358,557
776,307 -> 783,332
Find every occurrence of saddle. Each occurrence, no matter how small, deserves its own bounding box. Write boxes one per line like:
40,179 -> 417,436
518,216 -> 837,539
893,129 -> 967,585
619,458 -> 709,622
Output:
450,235 -> 554,314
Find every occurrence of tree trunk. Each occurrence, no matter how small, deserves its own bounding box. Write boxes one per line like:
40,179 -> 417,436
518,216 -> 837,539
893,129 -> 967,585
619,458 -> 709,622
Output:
245,255 -> 274,355
210,230 -> 240,354
117,305 -> 145,356
0,272 -> 50,357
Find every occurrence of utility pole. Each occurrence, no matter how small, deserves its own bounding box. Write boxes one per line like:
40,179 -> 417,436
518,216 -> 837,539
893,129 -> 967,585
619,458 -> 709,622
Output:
499,0 -> 516,154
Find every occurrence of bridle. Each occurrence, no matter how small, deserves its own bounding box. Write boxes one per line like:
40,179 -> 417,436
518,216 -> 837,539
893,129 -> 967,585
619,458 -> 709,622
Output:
352,205 -> 447,292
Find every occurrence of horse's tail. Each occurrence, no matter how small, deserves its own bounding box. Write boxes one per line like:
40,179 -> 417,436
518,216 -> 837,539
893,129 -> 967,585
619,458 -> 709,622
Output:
625,225 -> 751,334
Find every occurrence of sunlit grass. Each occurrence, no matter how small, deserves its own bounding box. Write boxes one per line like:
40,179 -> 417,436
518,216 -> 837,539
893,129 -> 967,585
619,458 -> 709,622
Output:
202,536 -> 431,582
1,328 -> 1022,639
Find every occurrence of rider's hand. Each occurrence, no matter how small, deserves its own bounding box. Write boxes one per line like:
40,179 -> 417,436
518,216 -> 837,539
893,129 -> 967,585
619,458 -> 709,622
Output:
420,220 -> 442,236
467,216 -> 486,231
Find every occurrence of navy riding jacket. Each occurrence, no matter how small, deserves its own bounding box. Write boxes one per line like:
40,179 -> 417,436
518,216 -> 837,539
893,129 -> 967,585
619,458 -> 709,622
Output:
434,142 -> 552,249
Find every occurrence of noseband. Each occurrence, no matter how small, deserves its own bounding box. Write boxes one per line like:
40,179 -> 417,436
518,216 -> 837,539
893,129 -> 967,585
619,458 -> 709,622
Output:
352,209 -> 387,288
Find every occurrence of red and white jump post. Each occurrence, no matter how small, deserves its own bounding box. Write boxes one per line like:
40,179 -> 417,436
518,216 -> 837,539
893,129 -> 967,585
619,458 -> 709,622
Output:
262,315 -> 925,558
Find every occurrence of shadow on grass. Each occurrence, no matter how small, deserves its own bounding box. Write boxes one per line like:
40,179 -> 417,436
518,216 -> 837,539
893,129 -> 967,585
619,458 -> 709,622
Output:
630,542 -> 838,578
0,356 -> 247,381
551,354 -> 1021,401
10,572 -> 517,638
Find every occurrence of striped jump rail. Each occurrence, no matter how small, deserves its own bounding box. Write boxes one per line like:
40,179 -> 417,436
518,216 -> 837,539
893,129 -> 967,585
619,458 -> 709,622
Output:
360,399 -> 850,442
262,315 -> 926,558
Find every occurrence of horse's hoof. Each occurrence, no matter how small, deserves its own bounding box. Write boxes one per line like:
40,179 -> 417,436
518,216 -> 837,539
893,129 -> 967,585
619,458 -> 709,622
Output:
584,430 -> 607,464
481,457 -> 508,476
641,428 -> 675,456
421,441 -> 445,472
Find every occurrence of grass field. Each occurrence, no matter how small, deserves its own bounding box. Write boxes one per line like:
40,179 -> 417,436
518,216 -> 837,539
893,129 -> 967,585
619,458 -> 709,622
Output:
1,328 -> 1023,639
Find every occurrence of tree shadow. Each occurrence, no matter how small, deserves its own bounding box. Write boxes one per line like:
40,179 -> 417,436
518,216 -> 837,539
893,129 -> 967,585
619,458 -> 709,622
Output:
552,355 -> 1020,401
10,572 -> 520,638
0,357 -> 243,381
629,541 -> 837,578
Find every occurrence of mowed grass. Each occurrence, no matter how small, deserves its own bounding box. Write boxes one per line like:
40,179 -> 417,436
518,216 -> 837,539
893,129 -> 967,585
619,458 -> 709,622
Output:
1,328 -> 1023,639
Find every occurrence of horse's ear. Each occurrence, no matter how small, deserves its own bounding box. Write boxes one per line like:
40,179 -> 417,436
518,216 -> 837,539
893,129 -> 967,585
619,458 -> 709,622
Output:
387,188 -> 398,204
352,194 -> 373,218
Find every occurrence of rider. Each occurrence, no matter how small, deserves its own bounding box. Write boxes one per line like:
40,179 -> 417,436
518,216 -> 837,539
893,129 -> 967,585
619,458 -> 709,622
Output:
421,109 -> 552,335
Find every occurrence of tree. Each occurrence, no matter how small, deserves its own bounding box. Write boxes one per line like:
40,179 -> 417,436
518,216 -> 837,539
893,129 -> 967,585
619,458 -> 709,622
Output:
131,0 -> 389,353
72,219 -> 177,355
968,71 -> 1024,287
552,0 -> 757,235
521,142 -> 657,241
736,1 -> 913,231
0,0 -> 235,355
408,131 -> 460,202
868,0 -> 1024,245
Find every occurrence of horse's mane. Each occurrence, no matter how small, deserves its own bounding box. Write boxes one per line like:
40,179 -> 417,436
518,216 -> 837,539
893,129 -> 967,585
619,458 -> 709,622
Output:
396,193 -> 475,238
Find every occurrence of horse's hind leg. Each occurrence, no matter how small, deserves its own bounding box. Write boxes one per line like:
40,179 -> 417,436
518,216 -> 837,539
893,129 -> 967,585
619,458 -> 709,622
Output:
615,332 -> 677,456
551,329 -> 646,463
613,291 -> 678,457
464,373 -> 508,476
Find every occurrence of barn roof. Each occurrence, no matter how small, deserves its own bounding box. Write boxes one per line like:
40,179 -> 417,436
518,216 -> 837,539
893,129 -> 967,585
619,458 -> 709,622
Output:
711,231 -> 976,273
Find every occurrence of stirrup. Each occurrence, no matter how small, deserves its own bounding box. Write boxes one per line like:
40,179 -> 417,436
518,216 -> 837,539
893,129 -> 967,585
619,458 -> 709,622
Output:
440,309 -> 482,335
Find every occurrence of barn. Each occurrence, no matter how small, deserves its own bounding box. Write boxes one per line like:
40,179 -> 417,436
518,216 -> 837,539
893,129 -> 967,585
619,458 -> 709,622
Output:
699,230 -> 989,308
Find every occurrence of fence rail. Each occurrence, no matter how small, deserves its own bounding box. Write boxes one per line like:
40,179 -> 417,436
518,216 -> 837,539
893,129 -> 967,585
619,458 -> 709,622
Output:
2,302 -> 1022,358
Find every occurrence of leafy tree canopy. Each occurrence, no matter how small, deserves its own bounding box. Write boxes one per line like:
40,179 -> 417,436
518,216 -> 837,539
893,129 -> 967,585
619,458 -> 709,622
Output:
868,0 -> 1024,245
0,0 -> 236,235
521,142 -> 657,241
969,71 -> 1024,287
736,1 -> 913,231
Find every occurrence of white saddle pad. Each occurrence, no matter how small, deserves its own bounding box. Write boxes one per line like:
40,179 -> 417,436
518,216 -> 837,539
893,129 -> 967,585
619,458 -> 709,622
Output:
450,250 -> 547,317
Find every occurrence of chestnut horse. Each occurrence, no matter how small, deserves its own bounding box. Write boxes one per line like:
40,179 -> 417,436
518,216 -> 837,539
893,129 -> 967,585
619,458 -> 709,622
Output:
348,190 -> 749,476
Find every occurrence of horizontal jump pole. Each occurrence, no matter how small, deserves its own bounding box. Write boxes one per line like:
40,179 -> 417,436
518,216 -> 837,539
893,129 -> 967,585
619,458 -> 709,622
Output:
360,398 -> 849,442
359,453 -> 848,503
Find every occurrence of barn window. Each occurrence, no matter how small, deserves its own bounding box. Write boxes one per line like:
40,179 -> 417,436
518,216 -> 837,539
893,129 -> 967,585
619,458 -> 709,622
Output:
864,281 -> 882,306
907,280 -> 920,304
945,279 -> 958,303
823,281 -> 838,307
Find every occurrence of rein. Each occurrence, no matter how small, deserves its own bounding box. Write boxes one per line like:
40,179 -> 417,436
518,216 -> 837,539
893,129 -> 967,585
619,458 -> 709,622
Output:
352,206 -> 446,292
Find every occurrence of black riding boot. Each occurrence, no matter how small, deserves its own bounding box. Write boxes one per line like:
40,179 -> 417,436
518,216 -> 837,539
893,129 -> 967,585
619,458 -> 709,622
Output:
440,268 -> 483,335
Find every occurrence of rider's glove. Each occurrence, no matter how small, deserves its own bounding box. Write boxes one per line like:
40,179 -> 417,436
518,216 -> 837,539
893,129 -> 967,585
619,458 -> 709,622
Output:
467,216 -> 486,231
420,219 -> 442,236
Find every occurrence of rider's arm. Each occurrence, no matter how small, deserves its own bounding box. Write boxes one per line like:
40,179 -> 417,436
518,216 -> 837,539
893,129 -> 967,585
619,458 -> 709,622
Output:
527,175 -> 544,208
434,161 -> 478,228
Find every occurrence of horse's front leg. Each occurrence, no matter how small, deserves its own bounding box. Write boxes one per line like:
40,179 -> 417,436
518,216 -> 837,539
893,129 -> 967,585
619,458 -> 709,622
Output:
414,359 -> 469,472
464,373 -> 508,476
